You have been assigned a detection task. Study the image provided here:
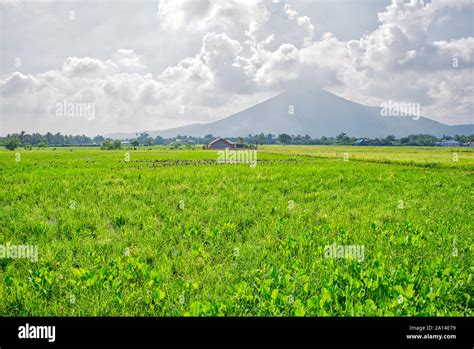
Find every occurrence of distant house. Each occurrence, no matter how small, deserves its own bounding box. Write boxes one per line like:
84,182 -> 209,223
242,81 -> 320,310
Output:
355,138 -> 369,145
207,138 -> 235,149
434,140 -> 461,147
463,141 -> 474,147
121,140 -> 131,145
206,137 -> 253,150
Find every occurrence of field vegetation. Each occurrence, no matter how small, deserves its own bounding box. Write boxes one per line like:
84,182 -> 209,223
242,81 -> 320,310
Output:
0,145 -> 472,316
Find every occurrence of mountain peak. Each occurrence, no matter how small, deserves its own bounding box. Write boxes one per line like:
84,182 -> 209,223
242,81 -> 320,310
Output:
111,88 -> 473,139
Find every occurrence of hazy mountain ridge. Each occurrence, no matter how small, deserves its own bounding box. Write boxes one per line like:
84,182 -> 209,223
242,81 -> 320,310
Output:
106,89 -> 473,139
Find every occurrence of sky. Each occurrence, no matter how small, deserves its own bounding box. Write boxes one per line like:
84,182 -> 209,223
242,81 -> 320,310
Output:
0,0 -> 473,136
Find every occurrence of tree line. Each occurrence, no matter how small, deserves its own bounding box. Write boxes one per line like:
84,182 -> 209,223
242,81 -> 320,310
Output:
1,131 -> 473,150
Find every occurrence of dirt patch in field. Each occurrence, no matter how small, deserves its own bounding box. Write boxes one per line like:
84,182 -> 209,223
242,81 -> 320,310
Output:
117,158 -> 300,168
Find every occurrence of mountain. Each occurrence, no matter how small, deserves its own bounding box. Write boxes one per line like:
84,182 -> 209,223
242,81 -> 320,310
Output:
107,89 -> 473,139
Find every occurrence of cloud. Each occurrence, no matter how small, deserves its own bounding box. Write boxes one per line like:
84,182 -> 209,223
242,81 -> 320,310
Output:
158,0 -> 313,49
253,43 -> 300,86
1,46 -> 274,135
155,0 -> 473,125
62,57 -> 119,77
158,0 -> 266,34
433,37 -> 474,65
112,49 -> 146,72
1,50 -> 171,135
1,0 -> 473,135
331,0 -> 473,123
0,72 -> 40,97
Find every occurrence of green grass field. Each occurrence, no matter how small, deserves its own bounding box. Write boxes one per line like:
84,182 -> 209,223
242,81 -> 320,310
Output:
0,145 -> 472,316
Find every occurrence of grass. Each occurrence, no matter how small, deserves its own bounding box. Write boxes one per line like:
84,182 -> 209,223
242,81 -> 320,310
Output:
0,145 -> 472,316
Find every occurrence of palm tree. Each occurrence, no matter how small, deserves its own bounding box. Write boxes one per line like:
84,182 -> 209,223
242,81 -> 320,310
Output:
19,130 -> 26,145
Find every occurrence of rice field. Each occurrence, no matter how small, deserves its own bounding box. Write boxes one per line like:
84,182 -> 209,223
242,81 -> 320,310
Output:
0,145 -> 472,316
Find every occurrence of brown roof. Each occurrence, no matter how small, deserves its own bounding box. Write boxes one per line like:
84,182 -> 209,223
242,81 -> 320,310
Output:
208,137 -> 234,146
